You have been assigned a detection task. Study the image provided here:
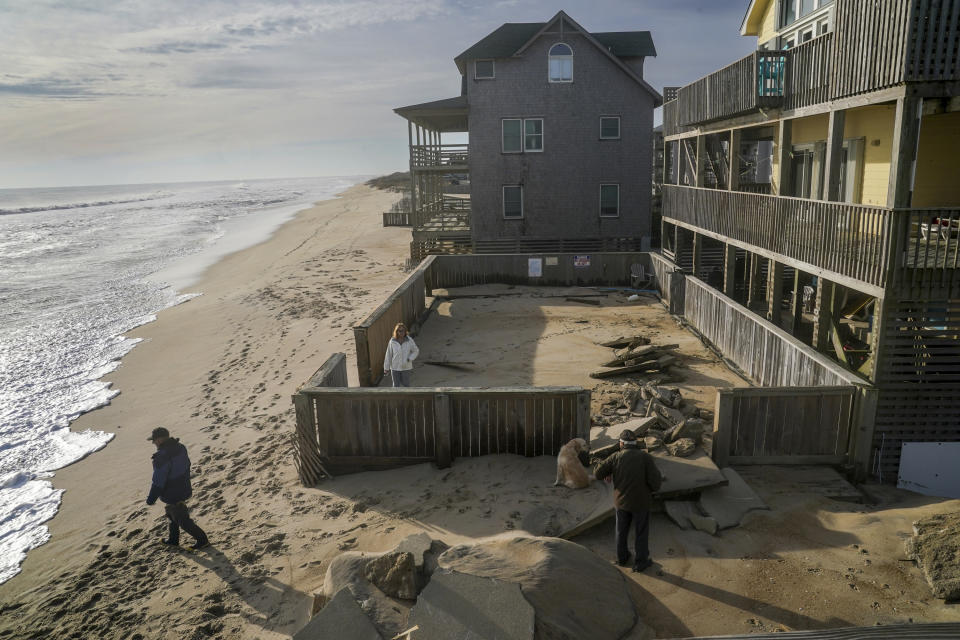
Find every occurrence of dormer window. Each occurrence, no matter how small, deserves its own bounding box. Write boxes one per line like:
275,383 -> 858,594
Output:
548,43 -> 573,83
475,59 -> 495,79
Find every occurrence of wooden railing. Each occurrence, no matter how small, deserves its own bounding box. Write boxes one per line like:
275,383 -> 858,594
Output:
783,33 -> 832,110
675,51 -> 785,126
663,185 -> 895,289
413,195 -> 471,232
892,208 -> 960,291
410,144 -> 469,169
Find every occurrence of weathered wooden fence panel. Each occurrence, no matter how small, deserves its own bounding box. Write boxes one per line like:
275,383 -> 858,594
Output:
649,252 -> 685,315
425,252 -> 650,290
354,255 -> 437,387
712,386 -> 858,466
293,358 -> 590,483
683,276 -> 866,387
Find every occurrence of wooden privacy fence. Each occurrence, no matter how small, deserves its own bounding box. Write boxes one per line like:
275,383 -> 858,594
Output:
354,255 -> 437,387
649,252 -> 685,315
711,386 -> 871,468
292,354 -> 591,485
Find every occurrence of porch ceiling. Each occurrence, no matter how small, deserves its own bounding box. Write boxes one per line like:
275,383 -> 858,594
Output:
394,95 -> 469,132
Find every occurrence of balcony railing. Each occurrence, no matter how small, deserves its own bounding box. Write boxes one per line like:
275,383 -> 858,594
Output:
664,0 -> 960,131
663,185 -> 960,291
410,144 -> 468,170
413,195 -> 470,233
675,51 -> 785,126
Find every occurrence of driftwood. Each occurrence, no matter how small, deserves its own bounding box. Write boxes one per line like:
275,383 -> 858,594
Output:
598,335 -> 651,349
590,355 -> 677,379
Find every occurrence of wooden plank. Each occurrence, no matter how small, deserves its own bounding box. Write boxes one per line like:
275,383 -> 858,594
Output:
434,393 -> 451,468
524,399 -> 536,457
712,391 -> 734,467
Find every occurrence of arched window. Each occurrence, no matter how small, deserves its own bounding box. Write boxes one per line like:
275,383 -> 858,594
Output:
548,43 -> 573,83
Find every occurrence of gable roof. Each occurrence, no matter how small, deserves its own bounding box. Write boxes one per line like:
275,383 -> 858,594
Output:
454,11 -> 661,105
741,0 -> 773,36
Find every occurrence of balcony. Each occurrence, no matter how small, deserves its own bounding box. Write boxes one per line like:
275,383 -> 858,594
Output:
663,0 -> 960,134
410,144 -> 469,171
662,185 -> 960,292
413,194 -> 470,235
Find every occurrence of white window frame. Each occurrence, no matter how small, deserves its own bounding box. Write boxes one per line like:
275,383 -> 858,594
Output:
600,116 -> 621,140
524,118 -> 544,153
503,185 -> 523,219
502,118 -> 543,154
475,59 -> 495,80
548,43 -> 573,83
599,183 -> 620,218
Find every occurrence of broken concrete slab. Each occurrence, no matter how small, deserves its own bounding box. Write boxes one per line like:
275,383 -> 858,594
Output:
737,465 -> 862,503
664,500 -> 718,535
698,467 -> 769,530
407,570 -> 535,640
365,551 -> 418,600
323,552 -> 410,635
651,448 -> 727,499
666,437 -> 696,457
590,417 -> 658,449
293,587 -> 383,640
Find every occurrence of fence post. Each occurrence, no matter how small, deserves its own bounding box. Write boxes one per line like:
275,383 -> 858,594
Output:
669,270 -> 686,316
712,390 -> 734,467
434,393 -> 452,468
353,327 -> 371,387
293,392 -> 320,486
576,390 -> 592,441
849,386 -> 878,482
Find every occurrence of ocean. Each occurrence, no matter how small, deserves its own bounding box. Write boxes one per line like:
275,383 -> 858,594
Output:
0,175 -> 365,584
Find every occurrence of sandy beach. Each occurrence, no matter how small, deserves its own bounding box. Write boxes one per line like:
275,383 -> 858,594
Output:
1,183 -> 958,640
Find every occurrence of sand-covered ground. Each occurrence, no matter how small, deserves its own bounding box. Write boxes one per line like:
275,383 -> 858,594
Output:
1,184 -> 958,640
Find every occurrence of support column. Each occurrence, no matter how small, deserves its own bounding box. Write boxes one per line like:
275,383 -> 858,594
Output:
776,119 -> 793,196
723,243 -> 737,297
694,135 -> 706,188
812,277 -> 836,352
789,269 -> 803,334
823,109 -> 846,201
888,96 -> 923,208
691,233 -> 703,279
407,121 -> 417,224
767,260 -> 785,326
728,129 -> 741,191
746,253 -> 762,308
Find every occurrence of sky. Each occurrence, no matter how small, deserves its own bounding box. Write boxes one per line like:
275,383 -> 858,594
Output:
0,0 -> 756,189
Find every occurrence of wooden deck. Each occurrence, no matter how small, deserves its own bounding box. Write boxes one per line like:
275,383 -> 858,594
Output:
410,143 -> 468,171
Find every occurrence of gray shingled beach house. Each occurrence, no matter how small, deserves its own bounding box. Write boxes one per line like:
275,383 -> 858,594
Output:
395,11 -> 662,260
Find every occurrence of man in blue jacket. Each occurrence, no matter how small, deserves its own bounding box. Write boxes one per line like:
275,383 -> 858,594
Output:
146,427 -> 209,550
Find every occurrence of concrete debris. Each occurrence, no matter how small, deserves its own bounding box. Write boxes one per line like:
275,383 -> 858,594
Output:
365,551 -> 418,600
667,418 -> 708,443
698,467 -> 768,529
666,438 -> 696,457
644,434 -> 664,450
292,587 -> 383,640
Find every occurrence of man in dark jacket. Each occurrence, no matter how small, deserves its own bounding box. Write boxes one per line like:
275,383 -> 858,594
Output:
146,427 -> 209,550
594,429 -> 662,572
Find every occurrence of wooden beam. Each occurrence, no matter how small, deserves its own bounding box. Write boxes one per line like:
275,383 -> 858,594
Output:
694,135 -> 706,188
746,252 -> 761,307
722,243 -> 736,297
767,260 -> 784,326
776,118 -> 792,197
823,109 -> 846,202
887,96 -> 923,208
849,386 -> 879,482
691,232 -> 703,277
712,391 -> 733,468
728,129 -> 741,192
812,277 -> 835,352
789,268 -> 803,335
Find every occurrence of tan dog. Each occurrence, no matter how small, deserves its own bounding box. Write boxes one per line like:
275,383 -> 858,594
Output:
554,437 -> 592,489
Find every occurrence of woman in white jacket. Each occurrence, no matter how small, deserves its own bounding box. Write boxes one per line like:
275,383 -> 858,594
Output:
383,323 -> 419,387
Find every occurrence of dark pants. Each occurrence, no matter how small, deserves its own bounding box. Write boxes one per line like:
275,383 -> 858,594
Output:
615,508 -> 650,566
164,502 -> 207,546
390,369 -> 411,387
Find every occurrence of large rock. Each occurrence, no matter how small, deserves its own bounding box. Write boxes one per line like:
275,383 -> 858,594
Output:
666,437 -> 696,457
293,587 -> 383,640
408,570 -> 535,639
438,536 -> 645,640
365,551 -> 417,600
667,418 -> 708,443
905,511 -> 960,601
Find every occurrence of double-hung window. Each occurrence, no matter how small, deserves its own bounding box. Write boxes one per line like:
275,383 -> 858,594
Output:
502,118 -> 544,153
503,185 -> 523,218
600,184 -> 620,217
600,116 -> 620,140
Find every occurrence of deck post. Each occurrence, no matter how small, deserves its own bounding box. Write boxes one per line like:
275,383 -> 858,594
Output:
728,128 -> 741,191
722,243 -> 737,297
691,232 -> 703,278
694,135 -> 706,188
767,260 -> 784,326
812,277 -> 835,352
788,268 -> 803,334
746,252 -> 762,308
408,121 -> 417,226
849,386 -> 879,481
776,118 -> 793,196
887,96 -> 923,208
823,109 -> 847,202
712,391 -> 733,468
